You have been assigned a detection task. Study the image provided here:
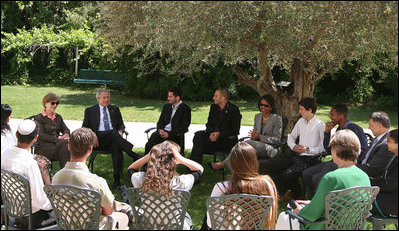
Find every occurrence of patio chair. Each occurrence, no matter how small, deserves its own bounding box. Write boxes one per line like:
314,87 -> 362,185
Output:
43,184 -> 116,230
367,214 -> 398,230
206,193 -> 274,230
126,187 -> 191,230
0,169 -> 57,230
285,186 -> 380,230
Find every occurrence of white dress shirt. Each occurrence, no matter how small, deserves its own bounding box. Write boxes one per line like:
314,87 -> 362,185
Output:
287,115 -> 325,155
1,129 -> 17,155
98,104 -> 113,131
1,146 -> 52,213
164,101 -> 183,132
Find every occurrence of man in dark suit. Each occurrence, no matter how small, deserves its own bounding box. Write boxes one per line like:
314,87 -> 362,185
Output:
356,111 -> 395,177
145,87 -> 191,154
82,89 -> 140,189
190,88 -> 242,164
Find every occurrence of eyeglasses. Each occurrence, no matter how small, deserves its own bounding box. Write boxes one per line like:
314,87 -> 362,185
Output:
258,103 -> 271,107
50,101 -> 60,105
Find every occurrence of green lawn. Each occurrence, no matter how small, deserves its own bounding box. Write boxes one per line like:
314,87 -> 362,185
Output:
2,85 -> 398,230
1,85 -> 397,128
48,149 -> 395,230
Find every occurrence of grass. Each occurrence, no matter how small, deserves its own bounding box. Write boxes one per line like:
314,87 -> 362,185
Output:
1,85 -> 397,128
3,85 -> 398,229
49,149 -> 396,230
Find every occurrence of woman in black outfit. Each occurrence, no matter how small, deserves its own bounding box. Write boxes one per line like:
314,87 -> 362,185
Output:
34,93 -> 70,169
370,129 -> 398,218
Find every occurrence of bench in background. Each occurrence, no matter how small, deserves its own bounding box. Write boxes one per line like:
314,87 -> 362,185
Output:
73,69 -> 125,85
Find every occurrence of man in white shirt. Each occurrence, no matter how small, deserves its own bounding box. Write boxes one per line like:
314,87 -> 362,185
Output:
263,97 -> 325,198
1,119 -> 55,229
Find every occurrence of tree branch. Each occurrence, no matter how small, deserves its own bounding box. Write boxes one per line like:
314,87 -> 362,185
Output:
232,64 -> 258,92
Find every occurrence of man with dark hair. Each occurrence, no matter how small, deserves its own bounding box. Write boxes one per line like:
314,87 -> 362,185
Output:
302,104 -> 368,194
144,87 -> 191,154
52,128 -> 131,229
263,97 -> 325,198
1,119 -> 56,229
82,89 -> 141,189
357,111 -> 394,176
189,88 -> 242,164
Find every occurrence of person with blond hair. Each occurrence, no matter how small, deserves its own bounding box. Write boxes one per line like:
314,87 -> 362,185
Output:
204,142 -> 279,230
128,140 -> 204,230
34,93 -> 70,169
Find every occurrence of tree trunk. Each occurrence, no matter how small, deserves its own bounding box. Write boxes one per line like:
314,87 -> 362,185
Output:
233,58 -> 317,135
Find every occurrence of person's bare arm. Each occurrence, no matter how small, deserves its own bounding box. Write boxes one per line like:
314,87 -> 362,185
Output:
128,154 -> 150,171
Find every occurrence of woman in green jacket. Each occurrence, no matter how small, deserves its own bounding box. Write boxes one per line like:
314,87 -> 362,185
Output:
275,129 -> 371,230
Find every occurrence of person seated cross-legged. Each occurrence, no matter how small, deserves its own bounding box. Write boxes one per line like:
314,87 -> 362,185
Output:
210,94 -> 283,170
144,87 -> 191,154
189,88 -> 242,165
82,89 -> 141,189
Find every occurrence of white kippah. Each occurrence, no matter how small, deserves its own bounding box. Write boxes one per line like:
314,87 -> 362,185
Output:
17,119 -> 36,135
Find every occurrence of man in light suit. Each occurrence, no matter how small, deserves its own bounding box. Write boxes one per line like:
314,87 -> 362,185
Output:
356,111 -> 395,177
144,87 -> 191,154
82,89 -> 140,189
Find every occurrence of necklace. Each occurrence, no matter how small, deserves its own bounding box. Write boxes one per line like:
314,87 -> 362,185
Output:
263,116 -> 269,120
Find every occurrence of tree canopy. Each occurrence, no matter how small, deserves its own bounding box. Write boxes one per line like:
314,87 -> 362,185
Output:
101,2 -> 397,89
100,1 -> 398,130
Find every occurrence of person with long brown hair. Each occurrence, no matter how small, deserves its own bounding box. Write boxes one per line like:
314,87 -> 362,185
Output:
128,140 -> 204,230
204,142 -> 278,230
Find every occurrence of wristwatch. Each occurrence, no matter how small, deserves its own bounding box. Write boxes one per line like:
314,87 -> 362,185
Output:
306,147 -> 310,154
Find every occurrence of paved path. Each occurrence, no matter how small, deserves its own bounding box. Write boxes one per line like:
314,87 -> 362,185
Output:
9,118 -> 253,149
9,119 -> 373,149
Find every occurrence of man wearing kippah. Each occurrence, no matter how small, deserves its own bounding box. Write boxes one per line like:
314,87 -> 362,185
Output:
1,119 -> 56,229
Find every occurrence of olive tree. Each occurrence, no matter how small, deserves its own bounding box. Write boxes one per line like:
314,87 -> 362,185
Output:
100,1 -> 398,131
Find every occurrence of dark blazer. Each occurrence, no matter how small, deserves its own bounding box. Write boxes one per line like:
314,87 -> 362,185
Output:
82,104 -> 125,133
356,132 -> 395,177
370,156 -> 398,216
157,102 -> 191,137
205,102 -> 242,139
34,113 -> 70,143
